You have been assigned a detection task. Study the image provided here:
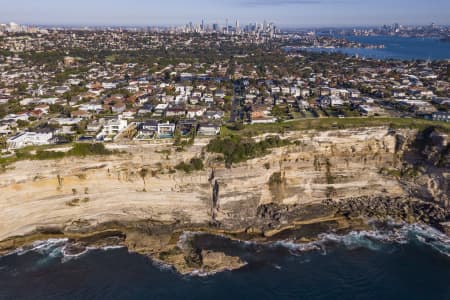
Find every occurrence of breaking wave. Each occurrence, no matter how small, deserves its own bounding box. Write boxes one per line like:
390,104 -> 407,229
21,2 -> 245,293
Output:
272,223 -> 450,258
1,223 -> 448,278
1,238 -> 126,264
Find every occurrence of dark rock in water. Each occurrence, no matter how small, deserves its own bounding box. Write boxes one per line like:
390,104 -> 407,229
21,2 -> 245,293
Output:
334,196 -> 450,226
63,243 -> 87,256
184,247 -> 203,268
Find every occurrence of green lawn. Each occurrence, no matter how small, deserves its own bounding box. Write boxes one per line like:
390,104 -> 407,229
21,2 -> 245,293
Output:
0,143 -> 116,167
221,117 -> 450,137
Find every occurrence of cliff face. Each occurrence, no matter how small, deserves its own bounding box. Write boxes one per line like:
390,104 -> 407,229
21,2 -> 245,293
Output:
0,127 -> 410,240
1,126 -> 449,273
399,127 -> 449,208
213,127 -> 405,222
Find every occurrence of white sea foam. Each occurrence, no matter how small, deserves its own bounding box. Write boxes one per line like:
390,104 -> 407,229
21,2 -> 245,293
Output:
184,261 -> 249,278
177,231 -> 206,250
2,224 -> 449,274
99,245 -> 125,251
271,224 -> 450,257
273,264 -> 282,270
60,245 -> 90,263
150,258 -> 175,272
61,245 -> 127,263
401,224 -> 450,257
271,240 -> 322,255
0,238 -> 128,264
15,238 -> 69,257
173,225 -> 450,259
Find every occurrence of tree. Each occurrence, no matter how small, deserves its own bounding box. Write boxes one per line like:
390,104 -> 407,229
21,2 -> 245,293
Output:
16,120 -> 30,128
139,168 -> 149,192
16,82 -> 28,94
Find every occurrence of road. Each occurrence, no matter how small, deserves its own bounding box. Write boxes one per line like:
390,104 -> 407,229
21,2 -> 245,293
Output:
229,80 -> 245,123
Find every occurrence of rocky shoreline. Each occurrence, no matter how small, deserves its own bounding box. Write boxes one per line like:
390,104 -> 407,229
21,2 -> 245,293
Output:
1,194 -> 449,275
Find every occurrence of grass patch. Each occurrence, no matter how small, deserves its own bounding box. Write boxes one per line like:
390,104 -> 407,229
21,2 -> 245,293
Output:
221,117 -> 450,138
0,143 -> 116,167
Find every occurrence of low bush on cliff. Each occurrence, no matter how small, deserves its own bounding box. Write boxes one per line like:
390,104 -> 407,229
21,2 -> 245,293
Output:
175,157 -> 204,173
1,143 -> 115,166
68,143 -> 113,156
207,135 -> 291,167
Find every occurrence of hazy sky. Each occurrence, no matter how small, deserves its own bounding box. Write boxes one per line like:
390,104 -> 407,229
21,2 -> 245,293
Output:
1,0 -> 449,27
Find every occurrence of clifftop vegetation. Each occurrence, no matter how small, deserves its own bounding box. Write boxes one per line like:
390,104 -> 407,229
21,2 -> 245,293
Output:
1,143 -> 116,167
220,117 -> 450,138
206,135 -> 291,167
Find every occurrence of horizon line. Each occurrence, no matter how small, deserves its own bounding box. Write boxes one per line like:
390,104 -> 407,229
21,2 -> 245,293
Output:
2,21 -> 449,30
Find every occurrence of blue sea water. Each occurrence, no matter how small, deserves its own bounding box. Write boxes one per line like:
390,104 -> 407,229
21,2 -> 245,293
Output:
1,224 -> 450,300
300,35 -> 450,60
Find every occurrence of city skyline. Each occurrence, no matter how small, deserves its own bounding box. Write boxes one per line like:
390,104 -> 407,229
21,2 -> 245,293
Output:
0,0 -> 450,27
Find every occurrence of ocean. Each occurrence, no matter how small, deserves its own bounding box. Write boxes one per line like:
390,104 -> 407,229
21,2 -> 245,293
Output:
299,35 -> 450,60
1,224 -> 450,300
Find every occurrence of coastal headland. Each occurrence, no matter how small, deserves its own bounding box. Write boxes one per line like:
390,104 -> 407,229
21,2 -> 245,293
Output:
1,126 -> 449,274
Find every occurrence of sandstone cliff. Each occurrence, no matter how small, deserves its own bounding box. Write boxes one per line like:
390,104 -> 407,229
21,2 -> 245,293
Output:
0,126 -> 448,272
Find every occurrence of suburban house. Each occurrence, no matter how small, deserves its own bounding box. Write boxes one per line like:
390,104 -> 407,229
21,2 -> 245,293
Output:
204,109 -> 225,120
177,119 -> 197,136
137,120 -> 159,139
432,111 -> 450,122
79,103 -> 103,112
186,107 -> 206,118
7,131 -> 54,149
71,110 -> 92,119
166,107 -> 186,117
153,103 -> 169,117
112,102 -> 126,114
97,116 -> 128,140
138,103 -> 154,115
214,90 -> 226,98
197,123 -> 221,136
157,122 -> 176,138
318,96 -> 344,108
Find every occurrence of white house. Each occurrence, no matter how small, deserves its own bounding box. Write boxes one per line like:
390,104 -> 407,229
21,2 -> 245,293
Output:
7,131 -> 54,149
102,82 -> 117,89
330,95 -> 344,107
187,107 -> 206,118
197,123 -> 221,136
80,104 -> 103,112
50,118 -> 82,126
432,112 -> 450,122
97,117 -> 128,139
55,86 -> 71,94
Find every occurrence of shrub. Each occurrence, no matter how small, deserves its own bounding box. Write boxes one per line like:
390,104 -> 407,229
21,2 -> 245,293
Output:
207,135 -> 291,167
68,143 -> 112,156
34,150 -> 65,160
190,158 -> 204,171
175,157 -> 204,173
